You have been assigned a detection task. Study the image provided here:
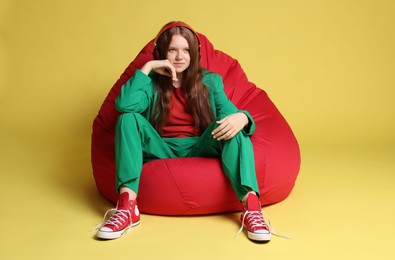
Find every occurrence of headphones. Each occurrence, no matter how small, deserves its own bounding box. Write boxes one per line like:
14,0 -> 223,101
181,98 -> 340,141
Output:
153,21 -> 201,60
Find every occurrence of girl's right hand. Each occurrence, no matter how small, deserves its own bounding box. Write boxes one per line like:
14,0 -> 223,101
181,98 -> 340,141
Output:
141,60 -> 178,82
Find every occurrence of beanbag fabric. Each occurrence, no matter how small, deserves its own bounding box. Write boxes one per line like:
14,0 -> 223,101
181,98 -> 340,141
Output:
91,32 -> 301,215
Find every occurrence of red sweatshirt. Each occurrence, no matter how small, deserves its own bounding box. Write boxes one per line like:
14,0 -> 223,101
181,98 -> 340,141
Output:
162,87 -> 200,138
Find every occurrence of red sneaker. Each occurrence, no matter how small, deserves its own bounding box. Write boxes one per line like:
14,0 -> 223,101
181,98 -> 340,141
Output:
238,193 -> 271,242
95,193 -> 140,239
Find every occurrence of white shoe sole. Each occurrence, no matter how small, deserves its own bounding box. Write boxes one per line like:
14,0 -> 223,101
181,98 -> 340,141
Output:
96,221 -> 140,240
248,231 -> 272,242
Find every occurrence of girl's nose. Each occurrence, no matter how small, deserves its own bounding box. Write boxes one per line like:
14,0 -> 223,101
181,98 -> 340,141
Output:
176,51 -> 183,59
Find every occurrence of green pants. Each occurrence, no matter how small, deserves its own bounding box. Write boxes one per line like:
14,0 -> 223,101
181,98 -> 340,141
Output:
115,112 -> 259,201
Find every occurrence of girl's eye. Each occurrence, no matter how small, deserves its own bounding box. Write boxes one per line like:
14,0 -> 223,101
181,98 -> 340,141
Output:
168,49 -> 176,53
184,49 -> 190,53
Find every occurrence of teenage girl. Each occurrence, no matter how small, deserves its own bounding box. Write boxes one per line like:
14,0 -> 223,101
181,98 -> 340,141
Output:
94,21 -> 271,242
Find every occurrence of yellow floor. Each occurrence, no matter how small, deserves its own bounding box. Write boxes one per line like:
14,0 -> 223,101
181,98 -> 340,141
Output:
1,134 -> 394,259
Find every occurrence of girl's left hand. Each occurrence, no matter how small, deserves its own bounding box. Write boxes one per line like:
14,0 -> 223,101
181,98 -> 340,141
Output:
211,112 -> 248,141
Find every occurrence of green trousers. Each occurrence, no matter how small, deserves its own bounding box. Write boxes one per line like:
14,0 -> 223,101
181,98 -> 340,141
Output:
115,112 -> 259,201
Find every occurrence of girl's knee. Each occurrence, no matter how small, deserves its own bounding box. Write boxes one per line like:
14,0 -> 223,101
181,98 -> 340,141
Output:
116,113 -> 145,134
118,112 -> 148,125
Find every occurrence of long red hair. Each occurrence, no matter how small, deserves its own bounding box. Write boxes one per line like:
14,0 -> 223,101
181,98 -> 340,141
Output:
151,24 -> 214,136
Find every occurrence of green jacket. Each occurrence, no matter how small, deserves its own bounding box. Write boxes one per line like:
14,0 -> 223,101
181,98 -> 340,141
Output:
115,69 -> 255,135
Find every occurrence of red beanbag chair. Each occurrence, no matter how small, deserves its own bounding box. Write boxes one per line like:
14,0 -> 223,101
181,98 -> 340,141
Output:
91,33 -> 301,215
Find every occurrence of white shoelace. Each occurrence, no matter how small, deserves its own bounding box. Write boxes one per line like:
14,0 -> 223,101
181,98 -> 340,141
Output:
235,209 -> 292,239
91,208 -> 133,236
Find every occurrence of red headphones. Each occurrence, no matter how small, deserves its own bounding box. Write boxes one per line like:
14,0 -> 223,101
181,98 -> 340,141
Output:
153,21 -> 201,60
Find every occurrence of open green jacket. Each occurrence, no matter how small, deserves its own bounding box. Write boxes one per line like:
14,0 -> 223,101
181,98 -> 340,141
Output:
115,69 -> 255,135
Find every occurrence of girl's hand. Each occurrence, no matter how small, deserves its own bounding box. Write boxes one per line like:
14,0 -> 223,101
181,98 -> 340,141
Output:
141,60 -> 178,82
211,112 -> 249,141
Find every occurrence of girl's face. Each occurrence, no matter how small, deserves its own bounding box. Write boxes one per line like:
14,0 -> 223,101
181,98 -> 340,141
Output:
166,34 -> 191,75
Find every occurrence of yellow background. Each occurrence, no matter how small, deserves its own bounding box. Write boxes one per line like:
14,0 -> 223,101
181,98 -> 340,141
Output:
1,0 -> 394,259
